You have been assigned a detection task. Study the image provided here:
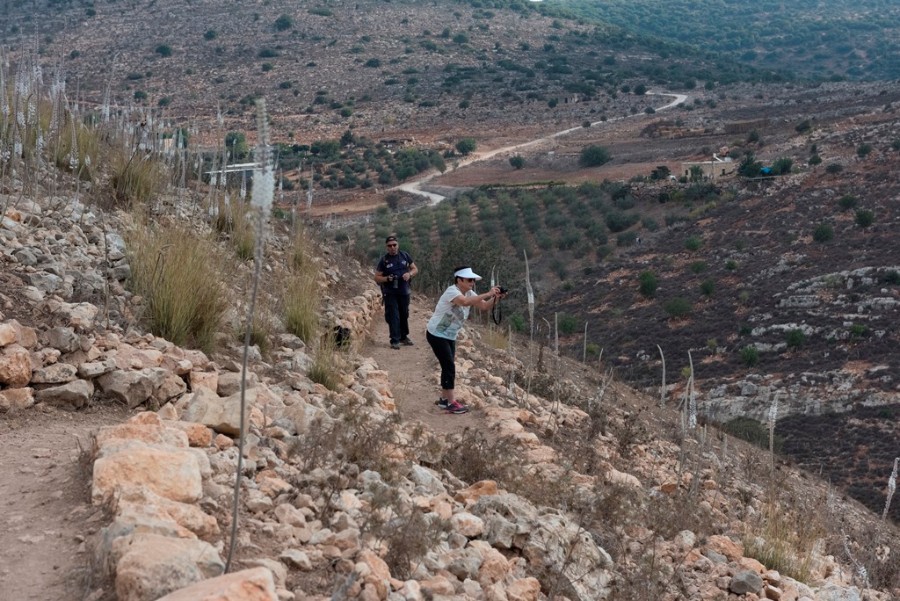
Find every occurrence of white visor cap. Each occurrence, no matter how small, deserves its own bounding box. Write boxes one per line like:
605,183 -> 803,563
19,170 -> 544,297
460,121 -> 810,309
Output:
454,267 -> 482,280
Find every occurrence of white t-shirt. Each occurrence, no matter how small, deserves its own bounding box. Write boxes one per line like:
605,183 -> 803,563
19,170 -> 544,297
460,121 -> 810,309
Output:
426,285 -> 477,340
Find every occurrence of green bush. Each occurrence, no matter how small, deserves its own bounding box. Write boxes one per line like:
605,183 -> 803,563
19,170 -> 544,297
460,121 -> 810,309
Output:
509,155 -> 525,169
684,235 -> 703,251
274,14 -> 293,31
155,44 -> 173,57
723,416 -> 780,451
638,271 -> 658,298
854,209 -> 874,227
785,329 -> 805,349
812,223 -> 833,242
580,145 -> 612,167
455,138 -> 477,155
838,195 -> 858,211
849,324 -> 869,338
740,345 -> 759,366
700,279 -> 715,296
664,297 -> 692,319
558,314 -> 579,335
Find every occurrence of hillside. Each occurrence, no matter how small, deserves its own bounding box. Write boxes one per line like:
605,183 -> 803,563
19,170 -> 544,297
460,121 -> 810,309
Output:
561,0 -> 900,81
1,158 -> 899,599
0,0 -> 899,599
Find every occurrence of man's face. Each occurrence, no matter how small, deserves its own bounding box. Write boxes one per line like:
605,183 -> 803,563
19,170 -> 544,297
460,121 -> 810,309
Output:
386,240 -> 399,256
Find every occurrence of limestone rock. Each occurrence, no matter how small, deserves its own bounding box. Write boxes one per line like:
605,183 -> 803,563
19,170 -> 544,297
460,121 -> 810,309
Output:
34,379 -> 94,408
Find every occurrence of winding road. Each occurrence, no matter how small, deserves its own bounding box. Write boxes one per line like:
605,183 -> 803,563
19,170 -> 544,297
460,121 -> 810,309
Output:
393,92 -> 688,205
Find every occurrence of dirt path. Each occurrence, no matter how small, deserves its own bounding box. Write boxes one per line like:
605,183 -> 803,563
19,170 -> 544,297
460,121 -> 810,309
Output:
0,404 -> 128,601
362,294 -> 485,436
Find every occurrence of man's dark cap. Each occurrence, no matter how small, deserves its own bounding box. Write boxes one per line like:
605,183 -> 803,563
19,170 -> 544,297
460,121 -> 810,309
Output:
385,235 -> 398,243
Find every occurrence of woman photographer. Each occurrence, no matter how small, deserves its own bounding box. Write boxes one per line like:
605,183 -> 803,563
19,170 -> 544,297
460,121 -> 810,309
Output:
426,267 -> 505,414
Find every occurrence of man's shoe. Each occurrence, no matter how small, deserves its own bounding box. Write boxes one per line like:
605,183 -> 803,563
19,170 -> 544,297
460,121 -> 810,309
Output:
435,398 -> 450,410
400,338 -> 414,346
390,341 -> 400,350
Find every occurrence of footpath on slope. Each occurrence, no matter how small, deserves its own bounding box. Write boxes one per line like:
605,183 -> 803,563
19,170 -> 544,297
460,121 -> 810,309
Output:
360,292 -> 485,436
0,404 -> 129,601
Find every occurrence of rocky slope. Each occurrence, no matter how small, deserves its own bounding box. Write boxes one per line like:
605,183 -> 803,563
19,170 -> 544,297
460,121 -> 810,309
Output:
1,181 -> 898,600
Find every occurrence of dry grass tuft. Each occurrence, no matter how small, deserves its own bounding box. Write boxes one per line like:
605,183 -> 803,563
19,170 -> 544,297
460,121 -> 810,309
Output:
109,150 -> 167,208
126,221 -> 228,351
307,335 -> 343,391
282,272 -> 319,343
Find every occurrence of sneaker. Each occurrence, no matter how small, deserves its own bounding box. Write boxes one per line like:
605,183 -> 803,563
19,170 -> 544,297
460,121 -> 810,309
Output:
435,398 -> 450,410
445,401 -> 469,414
400,337 -> 414,346
390,341 -> 400,350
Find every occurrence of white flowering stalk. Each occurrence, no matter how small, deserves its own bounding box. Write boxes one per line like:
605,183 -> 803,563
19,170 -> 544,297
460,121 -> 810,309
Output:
226,98 -> 273,574
524,249 -> 535,340
657,344 -> 666,408
883,456 -> 898,521
768,391 -> 778,460
687,350 -> 697,429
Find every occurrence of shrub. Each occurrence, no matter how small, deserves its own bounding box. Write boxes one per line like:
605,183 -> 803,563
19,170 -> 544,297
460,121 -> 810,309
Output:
849,324 -> 869,338
203,29 -> 217,40
455,138 -> 477,155
740,345 -> 759,366
274,14 -> 293,31
558,314 -> 579,335
684,235 -> 703,251
838,195 -> 858,211
605,211 -> 639,232
785,329 -> 805,349
723,416 -> 774,450
700,279 -> 715,296
854,209 -> 874,227
126,224 -> 227,351
155,44 -> 173,57
690,261 -> 708,273
856,143 -> 873,158
825,163 -> 843,174
580,145 -> 612,167
664,297 -> 692,319
812,223 -> 833,242
364,58 -> 381,68
638,271 -> 658,298
616,231 -> 637,246
725,260 -> 738,270
509,155 -> 525,169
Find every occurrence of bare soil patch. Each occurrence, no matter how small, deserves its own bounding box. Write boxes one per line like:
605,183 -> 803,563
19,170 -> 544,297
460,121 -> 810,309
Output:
0,404 -> 129,601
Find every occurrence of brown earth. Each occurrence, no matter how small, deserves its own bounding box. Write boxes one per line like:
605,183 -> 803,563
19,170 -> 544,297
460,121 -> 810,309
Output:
0,404 -> 129,601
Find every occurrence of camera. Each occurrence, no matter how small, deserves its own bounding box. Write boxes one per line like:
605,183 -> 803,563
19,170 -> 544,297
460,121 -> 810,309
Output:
387,274 -> 400,289
498,286 -> 509,295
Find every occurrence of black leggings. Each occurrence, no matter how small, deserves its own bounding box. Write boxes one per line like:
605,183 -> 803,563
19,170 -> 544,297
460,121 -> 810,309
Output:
426,331 -> 456,391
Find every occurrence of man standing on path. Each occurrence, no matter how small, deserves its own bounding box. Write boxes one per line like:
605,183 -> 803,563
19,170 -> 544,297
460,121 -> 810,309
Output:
374,235 -> 418,350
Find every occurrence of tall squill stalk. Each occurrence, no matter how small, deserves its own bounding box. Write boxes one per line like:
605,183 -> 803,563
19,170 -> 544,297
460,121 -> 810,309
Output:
767,392 -> 779,469
883,457 -> 898,521
225,99 -> 274,573
523,249 -> 535,402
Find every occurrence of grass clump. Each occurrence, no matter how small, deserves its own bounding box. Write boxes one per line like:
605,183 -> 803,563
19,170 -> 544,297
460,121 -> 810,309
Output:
308,336 -> 343,391
282,273 -> 319,343
743,493 -> 824,583
126,222 -> 228,351
110,151 -> 167,207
